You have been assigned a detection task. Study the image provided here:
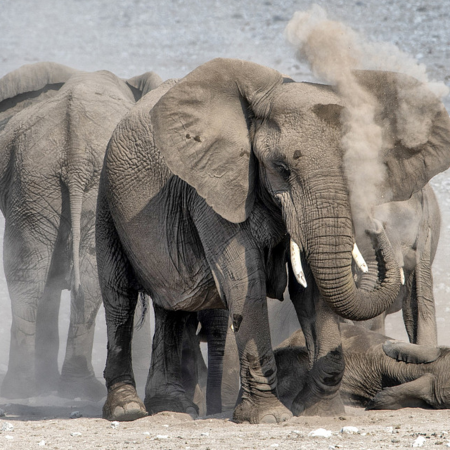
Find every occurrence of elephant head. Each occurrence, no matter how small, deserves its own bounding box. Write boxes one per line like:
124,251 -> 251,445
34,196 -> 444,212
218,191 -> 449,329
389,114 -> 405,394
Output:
150,58 -> 450,321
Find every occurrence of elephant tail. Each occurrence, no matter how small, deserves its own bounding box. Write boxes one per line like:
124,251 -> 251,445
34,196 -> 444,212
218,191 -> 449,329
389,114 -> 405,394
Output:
69,187 -> 85,320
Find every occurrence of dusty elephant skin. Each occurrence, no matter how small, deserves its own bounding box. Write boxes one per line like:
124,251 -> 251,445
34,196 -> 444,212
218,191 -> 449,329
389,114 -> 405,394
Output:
0,62 -> 161,400
357,184 -> 441,346
96,58 -> 450,424
276,322 -> 450,411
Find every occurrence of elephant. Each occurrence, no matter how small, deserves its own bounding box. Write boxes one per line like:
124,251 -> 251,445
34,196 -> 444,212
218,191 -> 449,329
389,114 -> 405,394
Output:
0,62 -> 162,400
95,58 -> 450,423
275,322 -> 450,410
356,184 -> 440,346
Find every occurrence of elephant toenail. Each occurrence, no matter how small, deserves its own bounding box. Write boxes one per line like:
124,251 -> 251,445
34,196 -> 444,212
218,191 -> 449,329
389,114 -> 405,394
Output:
113,406 -> 125,418
261,414 -> 277,424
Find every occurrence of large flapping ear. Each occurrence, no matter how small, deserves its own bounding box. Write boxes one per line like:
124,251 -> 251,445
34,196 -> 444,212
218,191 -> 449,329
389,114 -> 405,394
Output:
151,58 -> 284,223
0,62 -> 78,131
126,71 -> 164,100
353,70 -> 450,201
383,340 -> 441,364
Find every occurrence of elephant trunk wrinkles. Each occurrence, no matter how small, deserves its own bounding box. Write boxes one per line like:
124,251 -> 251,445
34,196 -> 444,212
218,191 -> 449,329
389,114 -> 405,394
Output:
288,179 -> 400,321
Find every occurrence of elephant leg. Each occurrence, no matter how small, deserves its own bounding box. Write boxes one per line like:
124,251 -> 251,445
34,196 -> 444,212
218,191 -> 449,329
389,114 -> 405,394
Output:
58,248 -> 105,401
144,305 -> 199,416
402,231 -> 437,346
180,313 -> 207,416
1,226 -> 53,398
288,261 -> 345,416
229,282 -> 291,424
366,374 -> 436,410
97,194 -> 146,421
220,315 -> 240,412
35,277 -> 63,395
191,208 -> 291,424
414,229 -> 437,346
198,308 -> 229,415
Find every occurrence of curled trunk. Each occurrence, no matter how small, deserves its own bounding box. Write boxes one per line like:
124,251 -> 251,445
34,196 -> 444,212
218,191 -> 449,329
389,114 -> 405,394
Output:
286,178 -> 401,322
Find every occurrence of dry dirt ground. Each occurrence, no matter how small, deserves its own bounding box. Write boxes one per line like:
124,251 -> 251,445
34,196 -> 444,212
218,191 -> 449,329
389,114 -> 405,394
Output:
1,0 -> 450,448
1,401 -> 450,449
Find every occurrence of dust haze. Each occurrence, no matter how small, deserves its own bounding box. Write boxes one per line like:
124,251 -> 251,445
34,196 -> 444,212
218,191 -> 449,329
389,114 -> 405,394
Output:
0,3 -> 450,441
285,4 -> 449,238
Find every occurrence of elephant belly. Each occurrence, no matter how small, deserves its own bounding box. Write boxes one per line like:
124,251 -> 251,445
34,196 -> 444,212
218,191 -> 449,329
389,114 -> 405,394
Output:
118,198 -> 224,312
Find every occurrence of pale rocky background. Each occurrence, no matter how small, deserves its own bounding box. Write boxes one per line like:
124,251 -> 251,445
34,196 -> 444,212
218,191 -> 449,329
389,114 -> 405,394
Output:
0,0 -> 450,448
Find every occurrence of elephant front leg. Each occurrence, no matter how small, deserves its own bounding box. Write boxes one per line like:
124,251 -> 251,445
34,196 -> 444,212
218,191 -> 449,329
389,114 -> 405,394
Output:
144,305 -> 199,417
225,280 -> 292,424
289,265 -> 345,416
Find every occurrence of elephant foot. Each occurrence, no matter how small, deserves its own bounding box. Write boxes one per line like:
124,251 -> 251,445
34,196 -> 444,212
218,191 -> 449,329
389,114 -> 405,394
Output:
144,394 -> 199,418
292,392 -> 345,417
1,371 -> 37,399
58,375 -> 106,401
233,391 -> 292,424
103,382 -> 148,421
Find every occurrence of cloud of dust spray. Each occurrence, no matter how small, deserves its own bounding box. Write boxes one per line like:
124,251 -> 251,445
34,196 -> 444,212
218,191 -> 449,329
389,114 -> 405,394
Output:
285,4 -> 449,239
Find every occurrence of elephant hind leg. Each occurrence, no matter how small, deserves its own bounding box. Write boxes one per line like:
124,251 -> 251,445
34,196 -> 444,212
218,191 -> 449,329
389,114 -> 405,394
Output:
144,304 -> 199,417
1,224 -> 56,398
366,374 -> 436,410
35,277 -> 64,395
58,249 -> 105,401
97,190 -> 146,420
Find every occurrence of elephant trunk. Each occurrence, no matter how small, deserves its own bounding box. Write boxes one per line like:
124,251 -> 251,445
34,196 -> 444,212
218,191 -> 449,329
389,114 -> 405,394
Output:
287,176 -> 401,321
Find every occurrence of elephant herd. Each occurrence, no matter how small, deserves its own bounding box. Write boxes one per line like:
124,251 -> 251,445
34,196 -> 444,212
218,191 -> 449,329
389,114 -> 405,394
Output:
0,58 -> 449,424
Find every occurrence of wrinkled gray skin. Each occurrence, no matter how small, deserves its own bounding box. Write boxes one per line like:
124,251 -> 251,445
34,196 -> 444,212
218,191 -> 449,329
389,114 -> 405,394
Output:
357,184 -> 440,346
275,323 -> 450,410
179,309 -> 240,415
0,62 -> 161,400
96,58 -> 450,424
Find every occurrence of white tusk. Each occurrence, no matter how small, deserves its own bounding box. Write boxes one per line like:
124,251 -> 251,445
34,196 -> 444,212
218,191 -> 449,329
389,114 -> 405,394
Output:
400,267 -> 405,285
352,243 -> 368,273
290,239 -> 307,288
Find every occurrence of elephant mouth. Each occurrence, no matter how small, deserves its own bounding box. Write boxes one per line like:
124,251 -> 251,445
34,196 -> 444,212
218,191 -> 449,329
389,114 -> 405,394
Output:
290,238 -> 370,288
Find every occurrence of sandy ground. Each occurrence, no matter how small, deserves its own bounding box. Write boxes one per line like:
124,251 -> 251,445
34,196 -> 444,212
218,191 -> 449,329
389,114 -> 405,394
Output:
1,0 -> 450,447
1,401 -> 450,449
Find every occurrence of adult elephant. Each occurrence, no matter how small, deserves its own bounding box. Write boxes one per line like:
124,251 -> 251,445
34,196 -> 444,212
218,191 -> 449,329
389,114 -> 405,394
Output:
96,58 -> 450,423
275,322 -> 450,410
0,62 -> 161,400
357,184 -> 440,346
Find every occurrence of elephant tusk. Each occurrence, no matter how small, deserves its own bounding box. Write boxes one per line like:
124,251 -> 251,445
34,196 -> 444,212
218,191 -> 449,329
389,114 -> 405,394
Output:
290,239 -> 307,288
352,243 -> 368,273
400,267 -> 405,285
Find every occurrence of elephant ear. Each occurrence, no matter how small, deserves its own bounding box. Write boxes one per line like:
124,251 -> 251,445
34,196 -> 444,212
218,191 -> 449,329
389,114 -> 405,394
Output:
353,70 -> 450,201
150,58 -> 284,223
383,340 -> 441,364
0,62 -> 78,131
126,71 -> 164,100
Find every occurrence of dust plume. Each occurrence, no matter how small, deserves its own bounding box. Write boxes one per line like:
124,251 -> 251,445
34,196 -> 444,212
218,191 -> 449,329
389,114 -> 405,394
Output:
285,4 -> 448,239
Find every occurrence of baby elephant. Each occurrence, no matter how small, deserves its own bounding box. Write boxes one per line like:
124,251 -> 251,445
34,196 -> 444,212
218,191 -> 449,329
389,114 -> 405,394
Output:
275,323 -> 450,410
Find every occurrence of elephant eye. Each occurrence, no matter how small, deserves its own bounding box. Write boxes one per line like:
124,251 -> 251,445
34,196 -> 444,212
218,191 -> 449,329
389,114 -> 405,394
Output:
273,161 -> 291,179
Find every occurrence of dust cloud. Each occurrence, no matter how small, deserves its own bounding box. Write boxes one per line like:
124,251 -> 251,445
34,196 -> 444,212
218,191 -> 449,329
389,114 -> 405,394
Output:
285,4 -> 449,238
